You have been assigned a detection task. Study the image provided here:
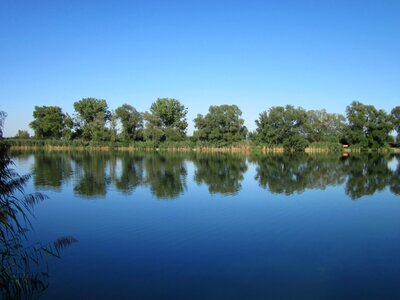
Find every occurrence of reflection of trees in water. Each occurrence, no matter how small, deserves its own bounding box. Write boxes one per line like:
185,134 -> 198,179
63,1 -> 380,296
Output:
21,151 -> 400,200
72,152 -> 111,197
251,152 -> 400,199
109,153 -> 144,194
251,154 -> 346,195
193,153 -> 247,195
143,153 -> 187,199
32,151 -> 72,190
390,155 -> 400,195
343,153 -> 396,199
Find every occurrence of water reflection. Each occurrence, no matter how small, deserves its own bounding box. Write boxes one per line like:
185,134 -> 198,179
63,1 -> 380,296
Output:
143,153 -> 187,199
32,152 -> 72,190
17,151 -> 400,200
193,153 -> 247,195
250,153 -> 346,195
343,154 -> 397,199
73,152 -> 111,197
109,153 -> 144,194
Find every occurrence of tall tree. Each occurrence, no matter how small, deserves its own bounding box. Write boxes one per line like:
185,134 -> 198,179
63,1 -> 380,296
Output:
115,104 -> 143,142
344,101 -> 392,148
306,109 -> 346,143
143,98 -> 188,142
254,105 -> 309,151
392,106 -> 400,142
193,105 -> 247,145
29,106 -> 66,139
73,98 -> 111,141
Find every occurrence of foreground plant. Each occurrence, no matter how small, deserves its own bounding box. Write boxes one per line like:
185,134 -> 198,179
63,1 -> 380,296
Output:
0,112 -> 76,299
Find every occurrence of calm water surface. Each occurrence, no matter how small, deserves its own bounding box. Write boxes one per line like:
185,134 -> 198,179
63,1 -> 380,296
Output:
11,151 -> 400,299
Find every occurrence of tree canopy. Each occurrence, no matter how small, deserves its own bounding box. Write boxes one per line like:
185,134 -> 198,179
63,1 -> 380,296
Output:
11,97 -> 400,150
254,105 -> 309,151
115,104 -> 143,142
143,98 -> 188,142
73,98 -> 111,141
14,130 -> 30,139
306,109 -> 346,143
29,106 -> 66,139
344,101 -> 392,148
193,105 -> 247,145
392,106 -> 400,142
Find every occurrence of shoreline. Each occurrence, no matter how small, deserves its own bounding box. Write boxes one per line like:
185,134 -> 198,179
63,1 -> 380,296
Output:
8,144 -> 399,154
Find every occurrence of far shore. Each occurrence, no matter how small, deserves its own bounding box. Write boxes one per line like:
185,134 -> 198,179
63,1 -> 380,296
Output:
8,143 -> 400,154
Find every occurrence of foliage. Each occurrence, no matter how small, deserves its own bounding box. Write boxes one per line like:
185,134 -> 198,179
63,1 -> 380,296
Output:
143,98 -> 188,142
193,105 -> 247,146
344,101 -> 393,148
392,106 -> 400,142
73,98 -> 111,141
0,112 -> 76,299
306,109 -> 346,143
115,104 -> 143,142
254,105 -> 309,151
6,98 -> 400,150
14,130 -> 30,139
29,106 -> 66,139
62,113 -> 74,141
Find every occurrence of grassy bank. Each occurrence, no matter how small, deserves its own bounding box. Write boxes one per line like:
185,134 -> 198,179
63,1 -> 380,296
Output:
9,138 -> 394,153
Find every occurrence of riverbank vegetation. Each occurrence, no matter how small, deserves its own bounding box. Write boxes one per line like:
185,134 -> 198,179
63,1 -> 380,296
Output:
10,97 -> 400,152
0,112 -> 76,299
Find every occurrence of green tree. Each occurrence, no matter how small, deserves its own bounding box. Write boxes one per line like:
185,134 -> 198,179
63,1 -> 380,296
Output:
306,109 -> 346,143
344,101 -> 392,148
110,111 -> 118,143
29,106 -> 66,139
143,98 -> 188,142
391,106 -> 400,142
254,105 -> 309,151
193,105 -> 247,145
14,130 -> 30,139
115,104 -> 143,142
73,98 -> 111,141
62,113 -> 74,141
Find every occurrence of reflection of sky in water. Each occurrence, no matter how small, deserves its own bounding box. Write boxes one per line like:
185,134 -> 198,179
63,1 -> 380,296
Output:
8,151 -> 400,300
388,156 -> 399,172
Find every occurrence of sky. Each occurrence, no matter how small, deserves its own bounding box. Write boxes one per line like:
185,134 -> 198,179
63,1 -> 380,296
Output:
0,0 -> 399,137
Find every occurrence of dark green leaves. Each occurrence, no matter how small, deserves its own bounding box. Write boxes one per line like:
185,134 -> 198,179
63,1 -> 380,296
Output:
143,98 -> 188,142
193,105 -> 247,145
29,106 -> 66,139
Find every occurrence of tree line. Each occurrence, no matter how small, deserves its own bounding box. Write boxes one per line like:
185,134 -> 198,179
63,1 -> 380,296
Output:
15,97 -> 400,151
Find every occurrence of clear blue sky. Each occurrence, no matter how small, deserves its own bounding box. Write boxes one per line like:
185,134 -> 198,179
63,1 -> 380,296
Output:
1,0 -> 399,136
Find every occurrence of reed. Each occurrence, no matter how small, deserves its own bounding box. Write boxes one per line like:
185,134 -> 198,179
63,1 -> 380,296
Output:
6,138 -> 399,153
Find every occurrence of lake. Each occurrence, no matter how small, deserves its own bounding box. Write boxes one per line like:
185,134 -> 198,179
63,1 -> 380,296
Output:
10,151 -> 400,299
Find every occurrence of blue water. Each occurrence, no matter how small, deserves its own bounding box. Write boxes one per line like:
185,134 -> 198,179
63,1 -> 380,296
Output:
11,152 -> 400,299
